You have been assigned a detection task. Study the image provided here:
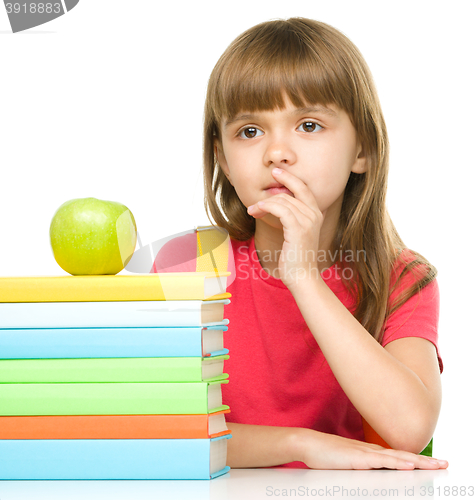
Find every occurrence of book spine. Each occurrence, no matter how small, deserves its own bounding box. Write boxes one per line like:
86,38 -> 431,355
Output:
0,382 -> 229,416
0,356 -> 229,383
0,327 -> 228,359
0,413 -> 231,439
0,300 -> 230,329
0,437 -> 231,479
0,274 -> 231,302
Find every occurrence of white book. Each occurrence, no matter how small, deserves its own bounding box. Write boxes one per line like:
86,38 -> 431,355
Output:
0,299 -> 230,329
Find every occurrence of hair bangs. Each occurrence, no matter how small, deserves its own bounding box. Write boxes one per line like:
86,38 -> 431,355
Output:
210,21 -> 354,129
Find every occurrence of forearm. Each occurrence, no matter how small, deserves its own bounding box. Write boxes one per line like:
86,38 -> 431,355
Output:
226,422 -> 302,468
225,422 -> 448,470
290,277 -> 437,452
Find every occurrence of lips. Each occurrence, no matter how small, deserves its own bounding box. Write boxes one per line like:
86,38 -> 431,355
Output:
265,182 -> 285,189
264,183 -> 294,196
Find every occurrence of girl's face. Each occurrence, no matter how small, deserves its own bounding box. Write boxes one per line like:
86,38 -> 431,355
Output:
215,95 -> 367,232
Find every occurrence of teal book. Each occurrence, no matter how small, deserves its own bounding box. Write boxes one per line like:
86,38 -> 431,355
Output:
0,325 -> 228,359
0,435 -> 232,480
0,381 -> 228,416
0,355 -> 229,383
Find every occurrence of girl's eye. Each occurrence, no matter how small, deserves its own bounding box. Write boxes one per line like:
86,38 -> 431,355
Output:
298,121 -> 322,133
239,127 -> 263,139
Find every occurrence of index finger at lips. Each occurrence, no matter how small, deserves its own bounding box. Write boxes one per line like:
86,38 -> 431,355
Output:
272,168 -> 318,208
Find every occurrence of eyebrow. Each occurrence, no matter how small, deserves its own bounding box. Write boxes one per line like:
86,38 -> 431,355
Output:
224,105 -> 338,127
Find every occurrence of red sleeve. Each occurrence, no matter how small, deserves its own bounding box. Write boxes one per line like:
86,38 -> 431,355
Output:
381,278 -> 443,373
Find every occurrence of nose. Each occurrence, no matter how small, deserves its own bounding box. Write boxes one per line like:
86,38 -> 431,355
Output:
263,137 -> 297,167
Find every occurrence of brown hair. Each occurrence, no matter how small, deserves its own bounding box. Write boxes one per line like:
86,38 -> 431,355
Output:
202,17 -> 437,342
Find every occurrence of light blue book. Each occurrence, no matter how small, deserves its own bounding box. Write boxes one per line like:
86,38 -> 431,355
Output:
0,325 -> 228,359
0,299 -> 230,329
0,435 -> 231,480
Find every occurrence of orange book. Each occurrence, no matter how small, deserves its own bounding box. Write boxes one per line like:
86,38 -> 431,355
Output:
0,410 -> 230,440
362,418 -> 391,448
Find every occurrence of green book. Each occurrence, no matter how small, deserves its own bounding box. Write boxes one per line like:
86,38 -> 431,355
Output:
0,356 -> 229,383
0,381 -> 228,416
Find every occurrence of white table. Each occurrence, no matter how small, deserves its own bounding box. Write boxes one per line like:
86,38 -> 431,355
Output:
0,459 -> 471,500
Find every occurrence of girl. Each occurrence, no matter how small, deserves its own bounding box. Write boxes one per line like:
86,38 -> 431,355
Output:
154,17 -> 448,470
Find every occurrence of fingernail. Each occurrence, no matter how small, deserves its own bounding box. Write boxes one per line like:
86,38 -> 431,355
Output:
405,462 -> 415,467
273,168 -> 283,174
247,205 -> 255,212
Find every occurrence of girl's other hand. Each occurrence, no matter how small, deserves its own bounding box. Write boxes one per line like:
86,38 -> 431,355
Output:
294,429 -> 449,470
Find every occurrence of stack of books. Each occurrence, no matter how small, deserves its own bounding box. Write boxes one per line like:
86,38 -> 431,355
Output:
0,273 -> 232,480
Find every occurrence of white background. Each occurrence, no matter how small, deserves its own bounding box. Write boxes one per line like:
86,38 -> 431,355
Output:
1,0 -> 474,471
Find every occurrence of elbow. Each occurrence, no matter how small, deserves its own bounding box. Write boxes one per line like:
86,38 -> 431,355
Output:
378,386 -> 442,454
388,436 -> 432,455
384,413 -> 439,455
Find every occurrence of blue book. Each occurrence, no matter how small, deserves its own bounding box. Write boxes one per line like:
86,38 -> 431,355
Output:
0,325 -> 228,359
0,435 -> 231,480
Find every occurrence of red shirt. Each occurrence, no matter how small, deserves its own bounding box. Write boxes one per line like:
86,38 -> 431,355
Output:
222,236 -> 442,467
151,232 -> 442,467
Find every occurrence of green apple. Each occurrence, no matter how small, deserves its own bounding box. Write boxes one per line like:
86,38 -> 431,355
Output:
50,197 -> 137,275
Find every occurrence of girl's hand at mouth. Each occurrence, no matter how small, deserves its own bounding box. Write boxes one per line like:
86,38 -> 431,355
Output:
247,167 -> 326,291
